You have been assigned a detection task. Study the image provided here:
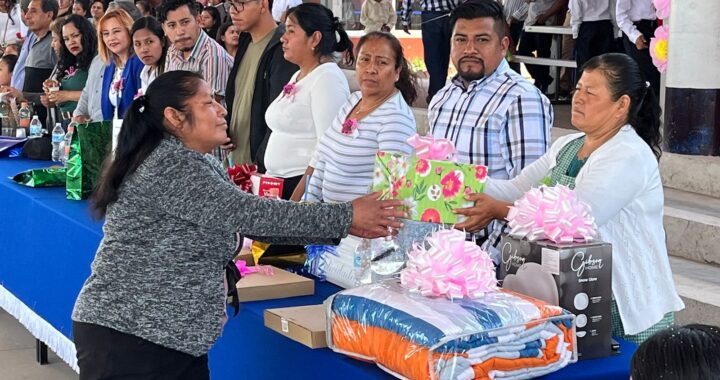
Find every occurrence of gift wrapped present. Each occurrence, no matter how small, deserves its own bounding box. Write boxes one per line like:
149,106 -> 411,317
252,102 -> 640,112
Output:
498,185 -> 612,360
326,228 -> 576,380
13,166 -> 66,187
327,284 -> 577,380
305,220 -> 440,289
372,135 -> 487,224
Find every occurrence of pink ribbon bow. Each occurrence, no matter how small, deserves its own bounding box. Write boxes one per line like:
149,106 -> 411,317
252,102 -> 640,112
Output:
400,228 -> 497,299
235,260 -> 274,277
506,185 -> 597,244
407,134 -> 457,161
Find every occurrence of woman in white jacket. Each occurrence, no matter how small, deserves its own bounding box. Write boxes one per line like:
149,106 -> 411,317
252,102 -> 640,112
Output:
456,53 -> 684,344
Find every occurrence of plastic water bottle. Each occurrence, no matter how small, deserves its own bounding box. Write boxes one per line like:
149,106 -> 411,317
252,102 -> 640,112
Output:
29,115 -> 42,137
61,122 -> 75,164
51,123 -> 64,162
18,101 -> 31,128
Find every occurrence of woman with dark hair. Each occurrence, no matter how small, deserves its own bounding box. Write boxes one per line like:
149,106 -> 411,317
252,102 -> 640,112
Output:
89,0 -> 105,26
263,3 -> 352,200
0,53 -> 17,87
199,5 -> 220,39
72,0 -> 91,18
71,70 -> 405,378
215,21 -> 238,58
631,324 -> 720,380
135,0 -> 152,17
0,0 -> 27,47
305,31 -> 417,203
43,15 -> 97,118
131,16 -> 165,95
457,53 -> 684,344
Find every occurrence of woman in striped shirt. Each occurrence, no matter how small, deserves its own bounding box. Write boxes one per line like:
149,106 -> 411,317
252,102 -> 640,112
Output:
306,32 -> 418,203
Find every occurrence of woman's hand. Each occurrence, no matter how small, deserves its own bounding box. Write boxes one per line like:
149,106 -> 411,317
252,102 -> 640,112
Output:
454,193 -> 510,233
0,85 -> 21,100
40,94 -> 54,108
349,191 -> 406,238
47,90 -> 68,104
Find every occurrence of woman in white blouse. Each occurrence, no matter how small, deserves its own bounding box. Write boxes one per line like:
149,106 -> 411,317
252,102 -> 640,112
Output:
131,17 -> 166,96
0,0 -> 27,48
264,3 -> 353,200
305,32 -> 418,203
457,53 -> 684,344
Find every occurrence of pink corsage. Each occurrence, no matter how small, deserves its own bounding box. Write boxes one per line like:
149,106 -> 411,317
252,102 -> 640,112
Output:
64,66 -> 77,78
341,118 -> 359,138
281,82 -> 296,101
113,77 -> 125,93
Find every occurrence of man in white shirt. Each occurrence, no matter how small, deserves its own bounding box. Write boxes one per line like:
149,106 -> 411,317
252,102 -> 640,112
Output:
271,0 -> 302,22
502,0 -> 526,73
570,0 -> 613,72
516,0 -> 569,93
615,0 -> 658,93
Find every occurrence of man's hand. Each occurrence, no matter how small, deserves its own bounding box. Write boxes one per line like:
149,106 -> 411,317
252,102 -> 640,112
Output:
635,35 -> 648,50
381,24 -> 390,32
535,12 -> 549,25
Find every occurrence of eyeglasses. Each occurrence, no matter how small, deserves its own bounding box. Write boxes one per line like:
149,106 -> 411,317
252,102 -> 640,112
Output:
228,0 -> 259,12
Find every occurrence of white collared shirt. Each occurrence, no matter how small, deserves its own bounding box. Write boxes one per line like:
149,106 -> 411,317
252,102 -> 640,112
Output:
615,0 -> 656,43
569,0 -> 612,38
524,0 -> 558,26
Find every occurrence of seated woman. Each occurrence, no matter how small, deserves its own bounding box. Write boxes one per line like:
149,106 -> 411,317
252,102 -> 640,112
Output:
89,0 -> 105,26
264,3 -> 352,200
305,31 -> 417,203
455,53 -> 684,344
72,70 -> 404,378
44,15 -> 97,121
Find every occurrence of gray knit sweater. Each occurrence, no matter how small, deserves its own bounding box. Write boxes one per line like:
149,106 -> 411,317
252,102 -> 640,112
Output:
72,136 -> 352,356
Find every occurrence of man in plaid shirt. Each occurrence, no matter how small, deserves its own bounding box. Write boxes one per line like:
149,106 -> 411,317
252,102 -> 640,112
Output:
429,0 -> 553,263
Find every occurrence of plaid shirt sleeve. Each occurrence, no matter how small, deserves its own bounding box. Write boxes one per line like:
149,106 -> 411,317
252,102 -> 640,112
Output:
499,91 -> 553,179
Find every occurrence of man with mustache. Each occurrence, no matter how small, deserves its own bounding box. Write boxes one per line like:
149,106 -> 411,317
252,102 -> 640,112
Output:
160,0 -> 233,161
429,0 -> 552,263
160,0 -> 232,103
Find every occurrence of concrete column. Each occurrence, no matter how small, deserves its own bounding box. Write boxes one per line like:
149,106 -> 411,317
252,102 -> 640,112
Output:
663,1 -> 720,155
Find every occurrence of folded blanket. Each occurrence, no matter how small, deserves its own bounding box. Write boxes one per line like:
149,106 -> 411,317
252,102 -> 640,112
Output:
327,281 -> 576,380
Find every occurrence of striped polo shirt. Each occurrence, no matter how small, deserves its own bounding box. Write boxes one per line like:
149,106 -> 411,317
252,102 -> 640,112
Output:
164,30 -> 233,98
306,91 -> 416,203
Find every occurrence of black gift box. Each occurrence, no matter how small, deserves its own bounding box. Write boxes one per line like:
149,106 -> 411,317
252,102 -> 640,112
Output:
497,235 -> 613,360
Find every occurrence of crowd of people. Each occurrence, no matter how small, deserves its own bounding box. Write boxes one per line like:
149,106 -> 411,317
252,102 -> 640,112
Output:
0,0 -> 712,377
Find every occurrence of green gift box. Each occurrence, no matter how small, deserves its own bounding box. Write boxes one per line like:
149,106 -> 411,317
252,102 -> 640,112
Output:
66,121 -> 112,200
12,167 -> 67,187
372,151 -> 488,224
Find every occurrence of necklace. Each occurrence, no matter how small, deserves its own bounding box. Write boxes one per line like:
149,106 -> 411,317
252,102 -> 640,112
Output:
352,90 -> 397,117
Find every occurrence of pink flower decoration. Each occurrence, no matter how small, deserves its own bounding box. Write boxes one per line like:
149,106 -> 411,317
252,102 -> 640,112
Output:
420,208 -> 441,223
15,32 -> 22,39
400,228 -> 497,299
415,159 -> 431,177
405,179 -> 412,188
65,66 -> 77,78
341,118 -> 358,136
649,25 -> 669,73
435,166 -> 444,175
113,77 -> 124,92
653,0 -> 670,19
281,82 -> 296,101
475,165 -> 488,181
440,170 -> 463,198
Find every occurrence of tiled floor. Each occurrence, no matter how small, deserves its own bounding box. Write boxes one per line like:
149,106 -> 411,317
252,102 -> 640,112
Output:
0,309 -> 77,380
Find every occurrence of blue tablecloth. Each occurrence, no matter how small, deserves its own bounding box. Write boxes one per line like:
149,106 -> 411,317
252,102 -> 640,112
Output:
0,157 -> 636,379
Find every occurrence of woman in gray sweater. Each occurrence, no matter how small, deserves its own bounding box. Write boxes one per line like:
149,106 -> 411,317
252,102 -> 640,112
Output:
71,70 -> 404,379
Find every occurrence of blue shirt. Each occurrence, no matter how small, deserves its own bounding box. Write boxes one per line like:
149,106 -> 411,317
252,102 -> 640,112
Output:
10,32 -> 35,90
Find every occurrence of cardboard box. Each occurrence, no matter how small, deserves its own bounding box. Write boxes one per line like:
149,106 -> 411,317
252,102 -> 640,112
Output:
236,266 -> 314,302
497,235 -> 613,360
372,151 -> 487,224
251,174 -> 284,199
264,305 -> 327,349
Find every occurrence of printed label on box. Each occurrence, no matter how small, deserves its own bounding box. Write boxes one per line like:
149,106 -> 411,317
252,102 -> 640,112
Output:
541,248 -> 560,275
281,318 -> 289,333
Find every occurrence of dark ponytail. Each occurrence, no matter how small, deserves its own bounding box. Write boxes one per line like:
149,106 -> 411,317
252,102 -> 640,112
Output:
286,3 -> 355,66
91,71 -> 205,218
356,32 -> 418,106
582,53 -> 662,160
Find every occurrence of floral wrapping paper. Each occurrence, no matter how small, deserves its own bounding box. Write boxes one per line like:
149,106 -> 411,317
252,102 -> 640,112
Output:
372,151 -> 488,224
